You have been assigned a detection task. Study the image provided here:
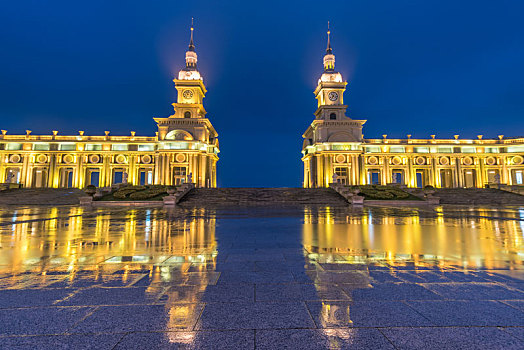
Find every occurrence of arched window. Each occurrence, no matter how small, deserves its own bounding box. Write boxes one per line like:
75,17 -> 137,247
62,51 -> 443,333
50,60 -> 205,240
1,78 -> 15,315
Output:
330,113 -> 337,120
184,111 -> 191,118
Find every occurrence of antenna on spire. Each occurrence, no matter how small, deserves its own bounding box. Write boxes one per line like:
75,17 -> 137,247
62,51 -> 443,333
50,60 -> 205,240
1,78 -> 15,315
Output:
326,21 -> 332,54
189,17 -> 195,51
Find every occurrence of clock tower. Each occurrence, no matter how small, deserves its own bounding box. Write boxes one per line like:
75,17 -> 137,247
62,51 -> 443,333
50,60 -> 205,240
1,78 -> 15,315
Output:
301,24 -> 366,188
313,24 -> 348,121
153,20 -> 219,188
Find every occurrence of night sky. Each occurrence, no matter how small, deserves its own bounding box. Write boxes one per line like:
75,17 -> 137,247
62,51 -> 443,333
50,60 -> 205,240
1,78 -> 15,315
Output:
1,1 -> 523,187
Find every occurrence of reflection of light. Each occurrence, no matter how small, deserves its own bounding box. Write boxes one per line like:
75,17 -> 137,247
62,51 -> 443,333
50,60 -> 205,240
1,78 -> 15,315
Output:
302,206 -> 524,269
520,210 -> 524,234
167,331 -> 195,344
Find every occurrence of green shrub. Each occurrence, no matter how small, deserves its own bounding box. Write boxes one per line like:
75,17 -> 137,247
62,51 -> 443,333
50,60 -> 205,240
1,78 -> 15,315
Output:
128,186 -> 168,200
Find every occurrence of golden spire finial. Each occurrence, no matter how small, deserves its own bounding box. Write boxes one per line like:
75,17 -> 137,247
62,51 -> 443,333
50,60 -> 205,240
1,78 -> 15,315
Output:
189,17 -> 195,51
326,21 -> 332,54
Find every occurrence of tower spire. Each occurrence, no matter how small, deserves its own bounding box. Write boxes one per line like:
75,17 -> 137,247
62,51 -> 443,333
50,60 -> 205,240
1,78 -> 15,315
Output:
326,21 -> 332,54
323,21 -> 335,72
188,17 -> 195,51
184,18 -> 198,71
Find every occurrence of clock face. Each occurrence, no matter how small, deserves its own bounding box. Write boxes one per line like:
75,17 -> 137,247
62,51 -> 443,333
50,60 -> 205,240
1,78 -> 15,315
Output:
328,91 -> 339,101
182,89 -> 194,99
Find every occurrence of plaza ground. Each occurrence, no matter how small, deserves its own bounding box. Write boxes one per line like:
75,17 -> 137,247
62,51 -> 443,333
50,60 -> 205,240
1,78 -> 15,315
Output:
0,204 -> 522,349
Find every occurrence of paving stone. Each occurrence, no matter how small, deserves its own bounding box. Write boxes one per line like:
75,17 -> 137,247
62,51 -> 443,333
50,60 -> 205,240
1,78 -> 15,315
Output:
369,271 -> 404,283
502,327 -> 524,341
307,301 -> 434,327
407,300 -> 524,326
0,288 -> 75,308
166,284 -> 254,303
217,271 -> 294,284
256,328 -> 395,349
71,304 -> 204,333
341,282 -> 443,301
440,271 -> 493,282
503,300 -> 524,312
195,302 -> 315,330
0,306 -> 93,335
0,334 -> 123,349
381,326 -> 524,350
114,330 -> 255,349
422,283 -> 524,300
255,283 -> 349,302
396,271 -> 451,283
57,286 -> 163,306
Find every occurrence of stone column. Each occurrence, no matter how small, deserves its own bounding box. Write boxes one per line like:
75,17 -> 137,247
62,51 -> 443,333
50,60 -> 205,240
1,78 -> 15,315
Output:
455,157 -> 463,187
501,156 -> 508,184
76,154 -> 84,188
478,157 -> 485,188
153,154 -> 160,185
382,156 -> 389,185
359,155 -> 366,185
431,156 -> 439,188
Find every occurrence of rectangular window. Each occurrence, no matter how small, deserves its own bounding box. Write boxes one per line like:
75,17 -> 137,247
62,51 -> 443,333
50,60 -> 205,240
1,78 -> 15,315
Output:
414,147 -> 429,153
507,146 -> 524,153
138,144 -> 155,151
164,142 -> 189,150
113,171 -> 123,184
437,147 -> 453,153
174,167 -> 187,176
86,144 -> 102,151
111,144 -> 128,151
6,143 -> 23,150
89,171 -> 100,187
365,146 -> 381,153
389,146 -> 405,153
59,143 -> 76,151
139,170 -> 154,185
484,147 -> 499,153
33,143 -> 50,151
461,147 -> 476,153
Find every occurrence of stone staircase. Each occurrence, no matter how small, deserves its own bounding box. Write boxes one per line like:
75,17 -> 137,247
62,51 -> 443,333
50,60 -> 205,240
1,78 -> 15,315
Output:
413,188 -> 524,205
178,188 -> 349,206
0,188 -> 85,205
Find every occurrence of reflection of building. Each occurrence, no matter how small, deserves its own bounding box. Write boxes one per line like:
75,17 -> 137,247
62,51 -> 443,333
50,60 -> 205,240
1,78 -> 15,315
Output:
1,207 -> 217,273
302,28 -> 524,188
0,24 -> 219,189
302,206 -> 524,269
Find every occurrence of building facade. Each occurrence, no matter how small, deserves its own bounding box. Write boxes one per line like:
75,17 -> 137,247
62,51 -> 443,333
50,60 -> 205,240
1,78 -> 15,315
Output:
0,25 -> 219,189
302,29 -> 524,188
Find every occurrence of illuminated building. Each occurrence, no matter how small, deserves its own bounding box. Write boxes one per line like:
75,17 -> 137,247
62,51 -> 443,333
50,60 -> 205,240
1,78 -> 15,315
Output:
0,23 -> 219,188
302,27 -> 524,188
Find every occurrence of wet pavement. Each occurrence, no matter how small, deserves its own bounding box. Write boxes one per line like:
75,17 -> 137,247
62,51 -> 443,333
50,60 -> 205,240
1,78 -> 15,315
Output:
0,205 -> 523,349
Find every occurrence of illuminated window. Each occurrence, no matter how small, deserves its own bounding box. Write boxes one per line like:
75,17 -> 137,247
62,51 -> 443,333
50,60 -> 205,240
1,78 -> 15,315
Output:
111,144 -> 128,151
507,146 -> 524,153
138,144 -> 155,151
6,143 -> 23,151
461,147 -> 476,153
184,111 -> 191,118
437,147 -> 453,153
330,113 -> 336,120
485,147 -> 499,153
86,144 -> 102,151
59,143 -> 76,151
389,146 -> 406,153
414,147 -> 430,153
365,146 -> 381,153
33,143 -> 50,151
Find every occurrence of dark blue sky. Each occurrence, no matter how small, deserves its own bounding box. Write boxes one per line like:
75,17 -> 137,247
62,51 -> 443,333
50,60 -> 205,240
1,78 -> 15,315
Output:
1,1 -> 523,187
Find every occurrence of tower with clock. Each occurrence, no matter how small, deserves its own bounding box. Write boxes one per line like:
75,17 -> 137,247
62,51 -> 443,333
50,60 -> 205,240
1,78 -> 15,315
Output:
302,24 -> 366,188
153,20 -> 219,187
